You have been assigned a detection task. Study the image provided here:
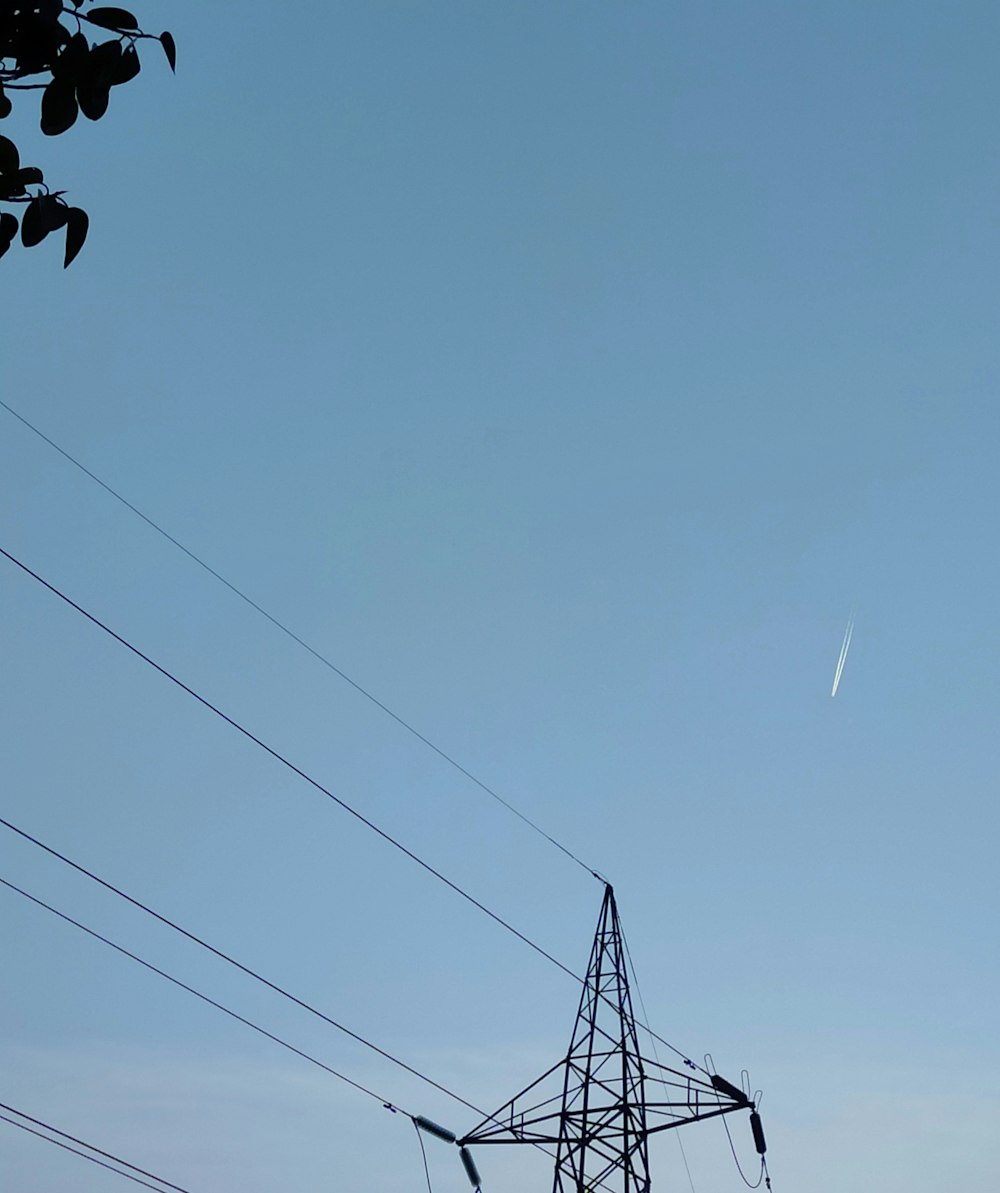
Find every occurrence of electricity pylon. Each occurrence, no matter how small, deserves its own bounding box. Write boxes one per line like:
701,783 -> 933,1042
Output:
460,885 -> 763,1192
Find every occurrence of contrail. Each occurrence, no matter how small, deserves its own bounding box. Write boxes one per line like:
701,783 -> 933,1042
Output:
831,612 -> 855,697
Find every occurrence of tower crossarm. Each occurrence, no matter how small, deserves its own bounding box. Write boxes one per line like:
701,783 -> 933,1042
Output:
644,1099 -> 752,1135
455,885 -> 764,1193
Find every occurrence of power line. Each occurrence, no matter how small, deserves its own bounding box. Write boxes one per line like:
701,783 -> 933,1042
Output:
0,543 -> 698,1070
0,397 -> 599,881
0,812 -> 481,1115
620,919 -> 698,1193
721,1112 -> 767,1189
0,1102 -> 196,1193
413,1117 -> 436,1193
0,875 -> 411,1113
1,873 -> 591,1185
0,542 -> 577,982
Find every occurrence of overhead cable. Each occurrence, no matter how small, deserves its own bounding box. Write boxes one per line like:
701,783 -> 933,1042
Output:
0,876 -> 407,1113
1,873 -> 596,1185
0,543 -> 577,981
0,543 -> 695,1069
0,813 -> 480,1114
413,1116 -> 436,1193
0,1102 -> 195,1193
620,918 -> 698,1193
0,398 -> 599,881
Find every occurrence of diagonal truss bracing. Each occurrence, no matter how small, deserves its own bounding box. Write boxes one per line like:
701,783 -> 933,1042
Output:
461,886 -> 754,1193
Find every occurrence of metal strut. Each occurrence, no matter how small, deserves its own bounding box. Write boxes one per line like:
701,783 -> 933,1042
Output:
460,885 -> 757,1193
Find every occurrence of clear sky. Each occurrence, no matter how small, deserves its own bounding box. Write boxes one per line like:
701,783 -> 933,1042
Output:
2,2 -> 998,1191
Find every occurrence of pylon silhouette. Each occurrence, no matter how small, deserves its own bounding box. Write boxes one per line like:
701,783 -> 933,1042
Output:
460,885 -> 760,1192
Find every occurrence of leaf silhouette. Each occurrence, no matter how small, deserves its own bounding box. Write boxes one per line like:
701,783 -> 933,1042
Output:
91,39 -> 125,73
78,40 -> 122,119
39,195 -> 70,234
0,135 -> 20,176
0,212 -> 18,260
41,76 -> 79,135
112,44 -> 141,85
2,4 -> 177,268
160,32 -> 176,72
86,7 -> 140,31
52,31 -> 90,83
64,206 -> 89,267
78,80 -> 112,120
20,197 -> 48,247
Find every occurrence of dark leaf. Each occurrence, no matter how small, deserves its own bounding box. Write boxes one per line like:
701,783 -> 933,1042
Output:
39,195 -> 70,234
20,197 -> 48,247
86,7 -> 140,31
0,179 -> 26,200
0,85 -> 11,119
64,206 -> 89,267
112,43 -> 141,85
17,166 -> 44,187
160,31 -> 176,72
0,212 -> 17,260
13,11 -> 69,67
78,41 -> 121,119
8,9 -> 64,73
52,32 -> 90,83
41,77 -> 79,135
0,135 -> 19,176
78,77 -> 112,120
89,38 -> 124,76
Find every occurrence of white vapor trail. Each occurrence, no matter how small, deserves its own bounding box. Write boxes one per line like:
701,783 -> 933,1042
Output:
831,612 -> 855,697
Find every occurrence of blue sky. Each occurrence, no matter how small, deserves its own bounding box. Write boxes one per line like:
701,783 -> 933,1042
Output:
2,2 -> 998,1190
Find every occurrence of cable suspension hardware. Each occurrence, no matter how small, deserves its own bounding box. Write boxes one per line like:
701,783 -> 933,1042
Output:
413,1116 -> 483,1193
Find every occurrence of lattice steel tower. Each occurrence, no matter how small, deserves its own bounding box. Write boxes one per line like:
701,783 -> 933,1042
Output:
459,885 -> 764,1193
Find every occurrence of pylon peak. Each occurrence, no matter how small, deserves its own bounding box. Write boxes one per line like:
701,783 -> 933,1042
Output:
460,885 -> 755,1193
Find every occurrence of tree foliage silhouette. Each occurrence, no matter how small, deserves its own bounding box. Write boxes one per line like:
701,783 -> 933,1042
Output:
1,1 -> 174,267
